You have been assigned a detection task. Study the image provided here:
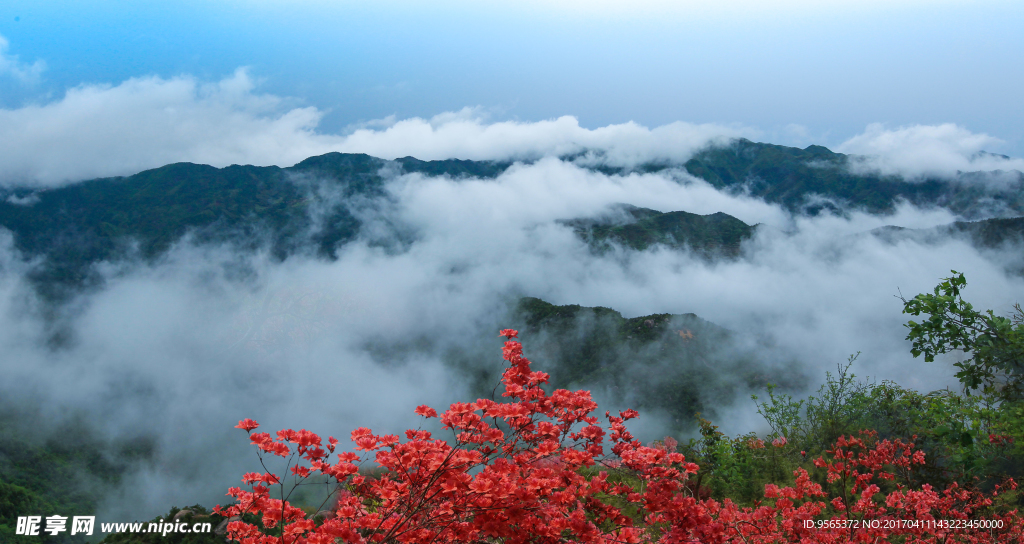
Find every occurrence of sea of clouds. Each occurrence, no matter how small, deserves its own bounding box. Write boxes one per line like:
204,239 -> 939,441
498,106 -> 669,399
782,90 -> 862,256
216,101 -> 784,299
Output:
1,69 -> 1023,520
1,69 -> 1023,187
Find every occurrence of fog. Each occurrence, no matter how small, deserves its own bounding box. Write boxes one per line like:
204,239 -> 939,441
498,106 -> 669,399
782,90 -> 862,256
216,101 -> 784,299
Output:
2,145 -> 1022,521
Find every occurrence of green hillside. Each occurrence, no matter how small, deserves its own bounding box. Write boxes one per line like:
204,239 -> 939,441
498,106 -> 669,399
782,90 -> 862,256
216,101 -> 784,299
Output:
0,153 -> 509,301
2,143 -> 1022,303
504,297 -> 790,428
563,204 -> 755,256
680,139 -> 1024,217
0,405 -> 150,543
949,216 -> 1024,247
871,216 -> 1024,249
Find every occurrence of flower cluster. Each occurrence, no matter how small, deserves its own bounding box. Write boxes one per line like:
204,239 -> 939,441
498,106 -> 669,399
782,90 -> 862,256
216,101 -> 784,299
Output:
219,330 -> 1024,544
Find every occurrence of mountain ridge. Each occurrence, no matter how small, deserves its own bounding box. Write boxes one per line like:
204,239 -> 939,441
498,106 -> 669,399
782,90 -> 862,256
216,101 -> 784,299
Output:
2,141 -> 1022,301
562,204 -> 756,256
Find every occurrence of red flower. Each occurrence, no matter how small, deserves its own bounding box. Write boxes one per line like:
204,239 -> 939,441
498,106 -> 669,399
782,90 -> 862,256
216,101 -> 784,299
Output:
235,418 -> 259,432
415,405 -> 438,418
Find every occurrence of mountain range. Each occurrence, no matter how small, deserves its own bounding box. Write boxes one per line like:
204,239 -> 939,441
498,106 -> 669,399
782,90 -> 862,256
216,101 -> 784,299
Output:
1,138 -> 1021,302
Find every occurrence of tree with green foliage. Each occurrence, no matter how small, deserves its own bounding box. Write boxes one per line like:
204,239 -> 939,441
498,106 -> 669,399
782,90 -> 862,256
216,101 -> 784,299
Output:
902,271 -> 1024,400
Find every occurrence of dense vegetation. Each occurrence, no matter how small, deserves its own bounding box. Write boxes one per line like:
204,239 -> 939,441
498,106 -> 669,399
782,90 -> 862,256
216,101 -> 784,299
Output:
679,139 -> 1024,217
674,271 -> 1024,513
0,406 -> 153,543
561,204 -> 755,256
0,154 -> 508,301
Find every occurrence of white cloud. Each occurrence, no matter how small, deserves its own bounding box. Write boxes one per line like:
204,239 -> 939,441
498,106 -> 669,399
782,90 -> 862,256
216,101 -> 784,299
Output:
838,123 -> 1024,179
339,108 -> 752,165
0,69 -> 341,186
0,33 -> 45,83
1,154 -> 1021,519
0,71 -> 751,187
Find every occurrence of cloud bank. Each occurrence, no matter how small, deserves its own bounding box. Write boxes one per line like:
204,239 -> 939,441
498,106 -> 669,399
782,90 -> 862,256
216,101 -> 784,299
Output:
3,68 -> 1024,190
0,70 -> 755,187
0,69 -> 337,186
339,109 -> 751,165
838,123 -> 1024,179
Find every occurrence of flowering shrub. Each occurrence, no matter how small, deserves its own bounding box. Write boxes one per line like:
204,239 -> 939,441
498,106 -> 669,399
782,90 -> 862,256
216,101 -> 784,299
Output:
218,330 -> 1024,543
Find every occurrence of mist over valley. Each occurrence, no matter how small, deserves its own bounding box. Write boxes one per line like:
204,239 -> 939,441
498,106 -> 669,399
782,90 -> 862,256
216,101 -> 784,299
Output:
1,129 -> 1023,526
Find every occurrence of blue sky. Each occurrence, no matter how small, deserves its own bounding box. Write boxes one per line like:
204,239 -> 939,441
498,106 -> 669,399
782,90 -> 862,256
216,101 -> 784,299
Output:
0,0 -> 1022,181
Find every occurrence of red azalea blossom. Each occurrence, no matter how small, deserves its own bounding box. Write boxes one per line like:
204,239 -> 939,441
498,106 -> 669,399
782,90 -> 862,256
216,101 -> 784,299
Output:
235,418 -> 260,432
414,405 -> 438,418
989,434 -> 1014,446
220,330 -> 1024,544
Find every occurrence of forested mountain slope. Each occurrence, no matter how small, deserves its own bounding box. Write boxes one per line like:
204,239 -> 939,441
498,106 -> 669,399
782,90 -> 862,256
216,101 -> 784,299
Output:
678,139 -> 1024,217
563,204 -> 755,256
2,141 -> 1021,301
